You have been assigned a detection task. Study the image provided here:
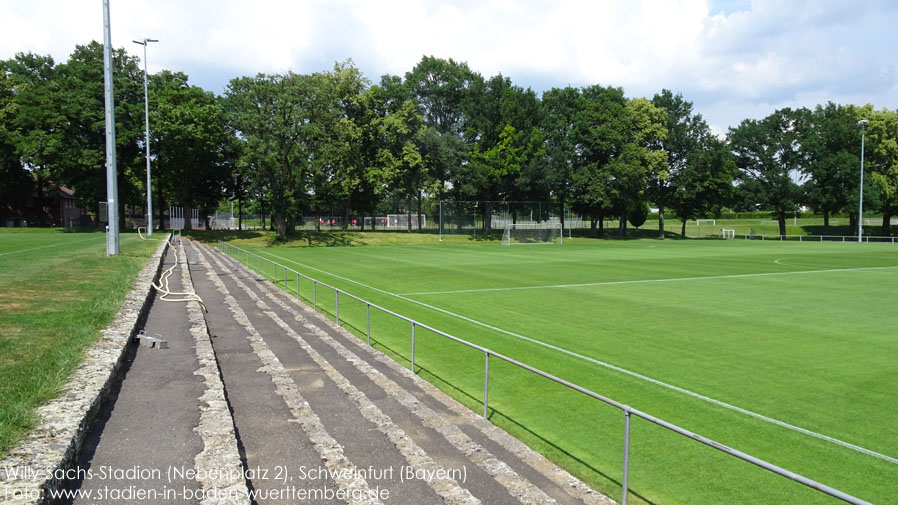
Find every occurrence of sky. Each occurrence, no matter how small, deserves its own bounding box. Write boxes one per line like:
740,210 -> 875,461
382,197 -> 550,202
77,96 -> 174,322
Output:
2,0 -> 896,135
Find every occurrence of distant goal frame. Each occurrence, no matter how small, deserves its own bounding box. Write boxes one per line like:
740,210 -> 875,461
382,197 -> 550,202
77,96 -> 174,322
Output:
501,223 -> 563,246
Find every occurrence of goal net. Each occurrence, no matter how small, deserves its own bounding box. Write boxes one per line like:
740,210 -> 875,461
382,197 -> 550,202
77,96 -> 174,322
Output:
502,223 -> 563,245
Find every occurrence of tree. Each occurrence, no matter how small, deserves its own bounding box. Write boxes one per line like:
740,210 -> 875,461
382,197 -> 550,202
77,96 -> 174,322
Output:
30,43 -> 144,215
672,135 -> 737,235
651,89 -> 708,238
150,70 -> 232,229
799,103 -> 860,234
370,95 -> 427,231
404,56 -> 481,203
729,109 -> 804,237
0,65 -> 33,224
224,72 -> 320,239
465,74 -> 544,232
865,108 -> 898,236
540,87 -> 583,232
573,85 -> 627,236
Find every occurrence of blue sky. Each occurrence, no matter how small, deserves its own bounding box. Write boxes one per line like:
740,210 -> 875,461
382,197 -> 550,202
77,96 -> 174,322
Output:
2,0 -> 895,134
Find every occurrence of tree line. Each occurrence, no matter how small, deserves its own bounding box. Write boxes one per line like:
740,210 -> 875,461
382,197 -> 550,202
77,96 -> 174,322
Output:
2,44 -> 897,239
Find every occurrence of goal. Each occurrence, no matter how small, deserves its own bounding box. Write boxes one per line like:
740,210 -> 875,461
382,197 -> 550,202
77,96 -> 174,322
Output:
502,223 -> 563,245
721,228 -> 735,239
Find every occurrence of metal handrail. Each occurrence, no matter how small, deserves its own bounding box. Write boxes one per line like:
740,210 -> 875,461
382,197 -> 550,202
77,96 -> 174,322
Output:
216,241 -> 874,505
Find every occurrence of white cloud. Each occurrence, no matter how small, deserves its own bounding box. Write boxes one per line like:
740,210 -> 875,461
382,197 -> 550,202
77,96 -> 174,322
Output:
1,0 -> 895,129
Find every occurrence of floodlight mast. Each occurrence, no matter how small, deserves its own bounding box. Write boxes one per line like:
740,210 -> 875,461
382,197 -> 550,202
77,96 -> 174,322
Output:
133,38 -> 158,236
857,119 -> 868,243
103,0 -> 119,255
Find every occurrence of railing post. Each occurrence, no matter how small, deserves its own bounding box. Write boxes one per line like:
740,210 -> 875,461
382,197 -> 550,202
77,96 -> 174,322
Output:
622,409 -> 631,505
313,281 -> 317,310
483,352 -> 490,420
296,272 -> 299,298
336,291 -> 340,325
274,264 -> 277,286
411,322 -> 416,373
366,303 -> 371,345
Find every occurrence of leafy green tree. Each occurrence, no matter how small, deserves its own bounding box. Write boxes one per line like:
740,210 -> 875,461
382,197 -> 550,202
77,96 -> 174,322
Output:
150,70 -> 231,228
573,85 -> 627,236
39,43 -> 143,213
316,61 -> 371,230
540,87 -> 583,231
651,89 -> 709,238
865,108 -> 898,236
404,56 -> 481,202
0,67 -> 33,224
672,135 -> 737,235
799,103 -> 860,233
466,74 -> 544,232
224,72 -> 320,239
729,108 -> 804,237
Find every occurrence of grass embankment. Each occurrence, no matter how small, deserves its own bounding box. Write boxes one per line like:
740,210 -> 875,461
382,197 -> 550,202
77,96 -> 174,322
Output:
0,229 -> 160,458
204,228 -> 896,504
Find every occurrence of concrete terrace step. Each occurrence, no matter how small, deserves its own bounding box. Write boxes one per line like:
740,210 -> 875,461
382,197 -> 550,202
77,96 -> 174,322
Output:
195,241 -> 615,505
59,242 -> 248,505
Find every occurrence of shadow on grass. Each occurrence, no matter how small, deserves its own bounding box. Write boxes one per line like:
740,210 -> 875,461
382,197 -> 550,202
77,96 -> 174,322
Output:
182,229 -> 265,243
572,228 -> 687,240
283,230 -> 363,247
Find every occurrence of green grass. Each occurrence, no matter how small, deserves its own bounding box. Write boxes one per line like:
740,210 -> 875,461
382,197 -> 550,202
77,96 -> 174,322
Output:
211,230 -> 897,505
0,229 -> 160,458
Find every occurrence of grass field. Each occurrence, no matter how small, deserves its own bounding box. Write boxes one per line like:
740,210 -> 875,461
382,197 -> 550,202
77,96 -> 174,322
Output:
215,232 -> 897,504
0,229 -> 160,458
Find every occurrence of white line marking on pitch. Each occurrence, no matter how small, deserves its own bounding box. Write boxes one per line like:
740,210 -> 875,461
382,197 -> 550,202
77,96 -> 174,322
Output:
398,264 -> 898,296
0,236 -> 105,257
262,249 -> 898,465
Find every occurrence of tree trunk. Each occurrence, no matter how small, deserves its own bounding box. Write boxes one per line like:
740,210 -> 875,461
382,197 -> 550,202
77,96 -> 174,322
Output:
681,219 -> 687,237
881,212 -> 892,237
417,191 -> 423,232
275,214 -> 287,240
777,209 -> 786,238
619,211 -> 627,239
184,206 -> 192,231
483,201 -> 492,235
849,214 -> 857,236
658,205 -> 665,239
589,215 -> 597,238
823,209 -> 829,235
598,211 -> 605,237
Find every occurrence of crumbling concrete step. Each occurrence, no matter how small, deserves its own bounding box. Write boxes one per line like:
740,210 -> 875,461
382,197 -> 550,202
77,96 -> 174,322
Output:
198,242 -> 614,505
60,242 -> 248,504
194,244 -> 474,505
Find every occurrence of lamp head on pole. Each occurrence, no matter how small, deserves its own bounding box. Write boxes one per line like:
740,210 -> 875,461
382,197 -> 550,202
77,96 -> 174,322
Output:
857,119 -> 869,128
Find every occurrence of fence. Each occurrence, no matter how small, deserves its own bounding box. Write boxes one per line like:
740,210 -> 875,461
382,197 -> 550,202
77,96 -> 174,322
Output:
438,201 -> 585,238
732,233 -> 897,243
216,241 -> 873,505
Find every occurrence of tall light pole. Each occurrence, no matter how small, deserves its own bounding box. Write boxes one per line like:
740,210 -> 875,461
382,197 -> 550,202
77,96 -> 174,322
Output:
133,38 -> 158,236
103,0 -> 119,255
857,119 -> 869,243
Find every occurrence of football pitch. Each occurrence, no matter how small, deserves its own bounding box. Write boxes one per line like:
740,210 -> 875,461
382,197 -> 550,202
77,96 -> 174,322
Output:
238,237 -> 897,504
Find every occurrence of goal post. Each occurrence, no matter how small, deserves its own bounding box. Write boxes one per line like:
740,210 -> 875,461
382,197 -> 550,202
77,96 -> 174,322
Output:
502,223 -> 563,245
